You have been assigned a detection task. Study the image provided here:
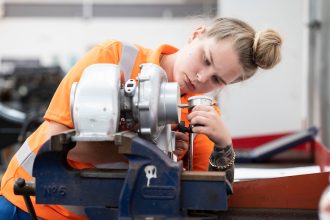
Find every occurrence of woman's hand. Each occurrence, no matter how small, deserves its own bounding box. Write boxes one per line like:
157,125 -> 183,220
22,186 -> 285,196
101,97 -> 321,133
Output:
171,124 -> 189,157
174,131 -> 189,156
187,105 -> 232,148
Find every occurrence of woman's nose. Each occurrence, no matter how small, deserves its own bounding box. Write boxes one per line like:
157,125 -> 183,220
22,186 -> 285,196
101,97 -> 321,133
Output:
196,72 -> 209,83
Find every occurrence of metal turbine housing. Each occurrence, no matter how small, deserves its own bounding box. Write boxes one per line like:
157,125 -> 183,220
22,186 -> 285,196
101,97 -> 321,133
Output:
70,63 -> 180,151
134,63 -> 180,141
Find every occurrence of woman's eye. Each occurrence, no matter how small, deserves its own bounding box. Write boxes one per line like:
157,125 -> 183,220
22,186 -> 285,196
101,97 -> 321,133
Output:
212,76 -> 220,84
203,55 -> 211,66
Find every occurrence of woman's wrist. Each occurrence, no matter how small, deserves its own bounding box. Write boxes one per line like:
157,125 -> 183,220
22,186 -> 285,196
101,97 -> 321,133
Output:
214,139 -> 232,150
214,143 -> 232,151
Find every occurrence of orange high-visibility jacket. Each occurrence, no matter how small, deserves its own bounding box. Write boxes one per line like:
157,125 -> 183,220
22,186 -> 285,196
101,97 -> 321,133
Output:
1,40 -> 216,220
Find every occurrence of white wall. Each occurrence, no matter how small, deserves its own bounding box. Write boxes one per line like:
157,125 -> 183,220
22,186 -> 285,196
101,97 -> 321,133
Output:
218,0 -> 308,137
0,17 -> 207,72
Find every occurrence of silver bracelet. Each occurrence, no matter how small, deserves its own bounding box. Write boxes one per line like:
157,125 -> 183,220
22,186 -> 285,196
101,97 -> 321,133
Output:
209,145 -> 235,170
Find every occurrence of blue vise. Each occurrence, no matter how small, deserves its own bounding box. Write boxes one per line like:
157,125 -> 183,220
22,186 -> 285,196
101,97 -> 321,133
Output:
29,131 -> 232,219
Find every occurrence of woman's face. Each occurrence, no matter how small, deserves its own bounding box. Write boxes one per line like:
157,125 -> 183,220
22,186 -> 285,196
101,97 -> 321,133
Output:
173,29 -> 242,95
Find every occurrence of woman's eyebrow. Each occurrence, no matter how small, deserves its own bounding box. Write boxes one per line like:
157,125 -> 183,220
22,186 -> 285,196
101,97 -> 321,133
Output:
208,49 -> 228,85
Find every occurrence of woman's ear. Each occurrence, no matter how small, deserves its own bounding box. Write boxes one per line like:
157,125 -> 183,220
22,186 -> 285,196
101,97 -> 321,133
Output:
188,26 -> 206,43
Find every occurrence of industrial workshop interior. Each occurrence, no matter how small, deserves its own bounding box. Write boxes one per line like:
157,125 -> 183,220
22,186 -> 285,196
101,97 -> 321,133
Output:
1,0 -> 330,219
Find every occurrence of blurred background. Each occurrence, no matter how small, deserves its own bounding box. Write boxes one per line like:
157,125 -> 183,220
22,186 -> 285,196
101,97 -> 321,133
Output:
0,0 -> 329,164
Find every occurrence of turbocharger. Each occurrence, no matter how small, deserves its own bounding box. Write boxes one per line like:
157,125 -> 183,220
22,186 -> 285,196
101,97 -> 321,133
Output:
69,63 -> 181,154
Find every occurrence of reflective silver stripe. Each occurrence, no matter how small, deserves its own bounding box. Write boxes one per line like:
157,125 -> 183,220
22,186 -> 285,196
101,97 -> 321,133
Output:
16,140 -> 36,176
16,141 -> 86,217
119,42 -> 138,82
62,205 -> 86,217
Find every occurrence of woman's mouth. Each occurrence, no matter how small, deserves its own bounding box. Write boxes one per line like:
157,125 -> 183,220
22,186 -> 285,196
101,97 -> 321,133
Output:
184,74 -> 195,91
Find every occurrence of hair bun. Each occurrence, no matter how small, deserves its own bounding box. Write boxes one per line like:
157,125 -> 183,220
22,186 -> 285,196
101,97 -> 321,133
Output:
253,29 -> 282,69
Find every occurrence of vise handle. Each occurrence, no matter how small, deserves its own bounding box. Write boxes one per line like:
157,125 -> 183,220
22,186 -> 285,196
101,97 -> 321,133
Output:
14,178 -> 37,220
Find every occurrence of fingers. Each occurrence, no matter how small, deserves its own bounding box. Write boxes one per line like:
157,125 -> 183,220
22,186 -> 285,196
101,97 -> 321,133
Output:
188,113 -> 213,126
191,105 -> 214,112
171,124 -> 178,131
174,139 -> 188,157
175,132 -> 189,142
187,110 -> 218,128
174,131 -> 188,157
185,105 -> 231,146
174,149 -> 184,156
191,125 -> 209,135
176,140 -> 188,150
187,106 -> 217,121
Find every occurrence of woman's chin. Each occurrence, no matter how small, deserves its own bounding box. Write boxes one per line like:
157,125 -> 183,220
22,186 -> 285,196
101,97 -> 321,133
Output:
179,86 -> 197,96
179,86 -> 186,95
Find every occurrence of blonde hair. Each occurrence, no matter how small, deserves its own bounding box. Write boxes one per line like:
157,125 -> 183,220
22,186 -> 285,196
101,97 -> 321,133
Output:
203,17 -> 282,81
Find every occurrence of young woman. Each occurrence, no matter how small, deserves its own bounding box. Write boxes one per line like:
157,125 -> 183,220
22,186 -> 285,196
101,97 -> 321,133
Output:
0,17 -> 282,220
